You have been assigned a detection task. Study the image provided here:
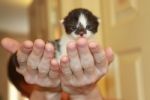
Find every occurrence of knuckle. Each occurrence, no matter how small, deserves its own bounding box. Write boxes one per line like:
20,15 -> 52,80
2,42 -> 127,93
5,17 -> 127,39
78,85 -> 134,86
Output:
70,59 -> 80,67
27,57 -> 39,69
70,80 -> 79,87
51,81 -> 60,87
16,67 -> 26,75
38,68 -> 49,74
70,65 -> 81,72
62,68 -> 72,75
84,65 -> 94,72
75,82 -> 85,88
83,79 -> 91,86
38,64 -> 50,74
49,70 -> 59,79
81,59 -> 94,68
64,74 -> 73,81
73,68 -> 81,74
71,78 -> 86,87
17,55 -> 27,65
95,53 -> 106,63
90,77 -> 97,85
17,56 -> 26,63
24,75 -> 35,84
100,68 -> 108,75
83,76 -> 97,86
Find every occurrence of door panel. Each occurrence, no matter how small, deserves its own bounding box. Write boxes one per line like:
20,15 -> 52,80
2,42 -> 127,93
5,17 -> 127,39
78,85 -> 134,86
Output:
101,0 -> 150,100
119,50 -> 142,100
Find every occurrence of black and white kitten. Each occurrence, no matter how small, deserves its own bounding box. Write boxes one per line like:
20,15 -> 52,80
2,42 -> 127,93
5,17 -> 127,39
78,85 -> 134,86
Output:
52,8 -> 100,60
7,8 -> 100,97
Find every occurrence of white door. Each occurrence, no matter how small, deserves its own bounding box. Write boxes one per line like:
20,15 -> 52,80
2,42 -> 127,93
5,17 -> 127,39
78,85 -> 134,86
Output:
102,0 -> 150,100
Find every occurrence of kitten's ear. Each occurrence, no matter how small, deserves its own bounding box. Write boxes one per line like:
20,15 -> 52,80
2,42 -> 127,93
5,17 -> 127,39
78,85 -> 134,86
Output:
97,18 -> 101,23
60,19 -> 65,29
60,19 -> 64,24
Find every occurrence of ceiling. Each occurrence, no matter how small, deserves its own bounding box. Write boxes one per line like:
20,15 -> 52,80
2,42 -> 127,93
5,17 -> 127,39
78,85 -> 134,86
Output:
0,0 -> 33,8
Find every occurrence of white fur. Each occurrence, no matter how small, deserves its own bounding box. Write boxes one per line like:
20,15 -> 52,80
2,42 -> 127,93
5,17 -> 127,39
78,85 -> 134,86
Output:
85,30 -> 93,38
56,35 -> 73,60
56,33 -> 96,61
71,31 -> 80,38
70,30 -> 94,40
70,30 -> 93,39
78,14 -> 87,28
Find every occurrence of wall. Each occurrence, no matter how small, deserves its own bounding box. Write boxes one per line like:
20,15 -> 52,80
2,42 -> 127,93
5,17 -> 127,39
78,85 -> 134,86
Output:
0,4 -> 29,34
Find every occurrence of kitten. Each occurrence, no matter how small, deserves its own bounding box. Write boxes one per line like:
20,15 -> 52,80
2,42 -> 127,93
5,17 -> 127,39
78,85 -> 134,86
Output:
8,8 -> 100,97
52,8 -> 100,60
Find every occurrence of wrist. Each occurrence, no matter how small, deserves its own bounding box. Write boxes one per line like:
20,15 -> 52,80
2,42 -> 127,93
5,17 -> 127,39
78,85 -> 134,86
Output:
70,86 -> 103,100
30,85 -> 62,100
45,91 -> 61,100
30,90 -> 61,100
37,86 -> 62,100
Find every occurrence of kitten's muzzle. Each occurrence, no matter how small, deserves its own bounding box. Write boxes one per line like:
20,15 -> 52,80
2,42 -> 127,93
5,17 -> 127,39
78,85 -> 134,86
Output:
75,28 -> 86,37
79,31 -> 85,36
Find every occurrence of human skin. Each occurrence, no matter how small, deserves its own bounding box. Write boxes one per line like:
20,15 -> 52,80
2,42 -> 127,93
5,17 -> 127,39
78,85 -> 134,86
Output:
60,38 -> 113,100
1,37 -> 113,100
1,38 -> 61,100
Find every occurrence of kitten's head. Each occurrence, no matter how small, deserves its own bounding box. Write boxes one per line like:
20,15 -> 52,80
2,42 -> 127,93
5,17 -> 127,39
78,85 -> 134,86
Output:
62,8 -> 100,39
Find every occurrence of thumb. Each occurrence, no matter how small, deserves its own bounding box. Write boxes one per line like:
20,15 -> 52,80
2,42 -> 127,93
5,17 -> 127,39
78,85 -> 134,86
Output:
105,47 -> 114,65
1,37 -> 20,54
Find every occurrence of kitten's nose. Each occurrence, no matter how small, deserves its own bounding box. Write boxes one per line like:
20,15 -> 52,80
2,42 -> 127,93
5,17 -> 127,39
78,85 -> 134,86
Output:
79,31 -> 85,37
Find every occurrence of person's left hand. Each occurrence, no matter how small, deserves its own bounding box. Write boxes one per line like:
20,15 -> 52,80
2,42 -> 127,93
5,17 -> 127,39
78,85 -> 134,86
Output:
60,38 -> 113,95
1,38 -> 61,90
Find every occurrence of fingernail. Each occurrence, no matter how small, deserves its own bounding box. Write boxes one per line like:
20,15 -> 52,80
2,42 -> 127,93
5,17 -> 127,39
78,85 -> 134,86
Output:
77,38 -> 87,48
45,43 -> 54,52
34,39 -> 45,49
67,42 -> 76,50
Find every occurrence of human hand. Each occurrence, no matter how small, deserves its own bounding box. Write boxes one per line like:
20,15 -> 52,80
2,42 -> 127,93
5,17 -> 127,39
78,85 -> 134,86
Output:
1,37 -> 20,53
1,38 -> 63,100
16,39 -> 61,90
60,38 -> 113,96
1,38 -> 61,90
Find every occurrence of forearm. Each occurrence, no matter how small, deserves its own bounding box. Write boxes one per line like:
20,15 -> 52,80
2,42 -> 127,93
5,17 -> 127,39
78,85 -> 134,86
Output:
30,90 -> 61,100
70,86 -> 103,100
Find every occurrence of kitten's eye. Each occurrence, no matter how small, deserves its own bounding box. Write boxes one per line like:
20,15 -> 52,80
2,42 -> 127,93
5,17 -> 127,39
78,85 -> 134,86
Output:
70,26 -> 76,30
86,25 -> 93,30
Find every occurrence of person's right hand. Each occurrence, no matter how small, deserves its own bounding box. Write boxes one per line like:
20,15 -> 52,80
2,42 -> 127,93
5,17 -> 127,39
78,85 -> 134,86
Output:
60,38 -> 113,96
1,38 -> 60,91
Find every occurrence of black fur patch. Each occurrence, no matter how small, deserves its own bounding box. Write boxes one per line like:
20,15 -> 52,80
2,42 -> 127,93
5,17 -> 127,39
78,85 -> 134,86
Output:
48,39 -> 61,57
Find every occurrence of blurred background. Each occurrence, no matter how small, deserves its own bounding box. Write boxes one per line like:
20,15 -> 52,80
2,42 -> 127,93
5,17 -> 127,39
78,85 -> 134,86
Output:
0,0 -> 150,100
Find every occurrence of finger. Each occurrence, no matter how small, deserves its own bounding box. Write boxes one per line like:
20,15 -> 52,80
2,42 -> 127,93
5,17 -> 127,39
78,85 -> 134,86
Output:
60,56 -> 73,80
89,42 -> 108,73
27,39 -> 45,69
49,59 -> 60,79
105,47 -> 114,65
17,40 -> 33,67
16,40 -> 33,74
77,38 -> 95,74
16,40 -> 36,84
23,71 -> 37,84
38,43 -> 54,75
1,37 -> 20,53
67,41 -> 84,79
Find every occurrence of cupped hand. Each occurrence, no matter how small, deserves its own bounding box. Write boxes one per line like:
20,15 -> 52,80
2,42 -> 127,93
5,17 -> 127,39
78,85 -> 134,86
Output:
16,39 -> 61,90
60,38 -> 113,95
1,38 -> 61,91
